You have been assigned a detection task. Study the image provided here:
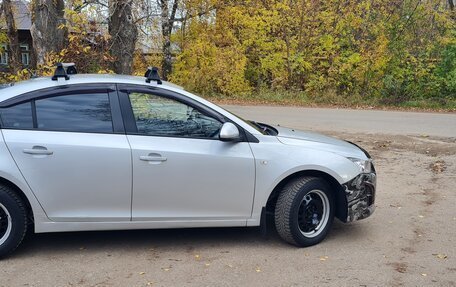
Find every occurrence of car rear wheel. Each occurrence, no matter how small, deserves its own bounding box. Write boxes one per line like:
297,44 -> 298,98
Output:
275,176 -> 335,247
0,185 -> 28,258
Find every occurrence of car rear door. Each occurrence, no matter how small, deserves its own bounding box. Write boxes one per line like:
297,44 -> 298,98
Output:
0,84 -> 132,222
118,84 -> 255,222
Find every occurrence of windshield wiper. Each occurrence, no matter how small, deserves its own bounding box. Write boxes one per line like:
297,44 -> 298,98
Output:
248,121 -> 267,134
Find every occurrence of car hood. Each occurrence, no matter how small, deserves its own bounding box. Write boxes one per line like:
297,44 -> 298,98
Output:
275,126 -> 367,159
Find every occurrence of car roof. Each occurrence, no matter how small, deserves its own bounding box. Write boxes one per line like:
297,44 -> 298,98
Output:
0,74 -> 184,103
0,73 -> 263,136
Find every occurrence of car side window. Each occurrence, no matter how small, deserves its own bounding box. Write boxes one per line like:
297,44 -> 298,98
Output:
35,93 -> 113,133
0,102 -> 34,129
129,92 -> 223,138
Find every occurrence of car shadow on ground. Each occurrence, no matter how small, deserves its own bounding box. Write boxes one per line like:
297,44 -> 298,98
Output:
12,220 -> 368,258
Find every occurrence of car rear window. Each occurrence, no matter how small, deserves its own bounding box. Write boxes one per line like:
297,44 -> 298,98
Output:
35,93 -> 113,133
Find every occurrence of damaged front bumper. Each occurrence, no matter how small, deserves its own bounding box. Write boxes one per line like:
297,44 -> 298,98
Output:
343,172 -> 376,222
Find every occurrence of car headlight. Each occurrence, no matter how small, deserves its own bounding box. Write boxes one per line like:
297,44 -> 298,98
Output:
348,157 -> 373,173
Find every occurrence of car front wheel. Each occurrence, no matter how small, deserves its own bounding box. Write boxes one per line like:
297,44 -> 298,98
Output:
0,185 -> 28,258
275,176 -> 335,247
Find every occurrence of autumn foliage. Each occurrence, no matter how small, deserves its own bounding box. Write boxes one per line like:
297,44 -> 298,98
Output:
170,0 -> 455,108
1,0 -> 455,108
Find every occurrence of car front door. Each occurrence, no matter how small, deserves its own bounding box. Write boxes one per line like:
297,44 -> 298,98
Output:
0,84 -> 132,222
118,85 -> 255,222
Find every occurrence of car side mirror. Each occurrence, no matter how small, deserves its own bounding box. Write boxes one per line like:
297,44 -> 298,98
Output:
219,122 -> 240,142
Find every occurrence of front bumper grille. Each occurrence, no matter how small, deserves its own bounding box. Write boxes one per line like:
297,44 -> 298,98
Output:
343,172 -> 376,222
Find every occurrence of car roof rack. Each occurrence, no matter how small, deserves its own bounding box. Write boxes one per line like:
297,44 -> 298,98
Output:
145,67 -> 162,85
51,63 -> 77,81
52,63 -> 69,81
65,63 -> 78,75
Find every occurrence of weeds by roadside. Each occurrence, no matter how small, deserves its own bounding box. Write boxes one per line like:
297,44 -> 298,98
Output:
203,89 -> 456,112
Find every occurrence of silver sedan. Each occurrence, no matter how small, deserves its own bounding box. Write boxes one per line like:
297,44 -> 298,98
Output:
0,65 -> 376,257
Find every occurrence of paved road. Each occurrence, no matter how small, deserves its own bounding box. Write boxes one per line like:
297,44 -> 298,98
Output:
223,105 -> 456,137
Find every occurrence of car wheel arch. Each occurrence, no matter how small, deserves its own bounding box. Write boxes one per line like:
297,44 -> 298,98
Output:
0,176 -> 34,228
265,170 -> 348,223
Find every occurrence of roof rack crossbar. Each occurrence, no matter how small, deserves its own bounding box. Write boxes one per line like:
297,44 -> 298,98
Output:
51,63 -> 69,81
145,67 -> 162,85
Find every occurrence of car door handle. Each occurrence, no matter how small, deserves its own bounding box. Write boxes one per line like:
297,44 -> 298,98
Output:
139,155 -> 167,162
23,146 -> 53,155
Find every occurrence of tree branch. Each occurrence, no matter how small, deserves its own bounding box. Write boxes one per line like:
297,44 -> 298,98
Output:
173,6 -> 216,22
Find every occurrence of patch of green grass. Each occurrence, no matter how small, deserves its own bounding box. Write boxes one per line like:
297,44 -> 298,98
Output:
201,89 -> 456,112
397,99 -> 456,111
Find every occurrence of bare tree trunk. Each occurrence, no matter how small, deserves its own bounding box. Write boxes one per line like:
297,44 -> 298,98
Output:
30,0 -> 68,66
109,0 -> 138,74
2,0 -> 21,73
160,0 -> 179,80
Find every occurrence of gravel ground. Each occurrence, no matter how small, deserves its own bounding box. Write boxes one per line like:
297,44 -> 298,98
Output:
1,132 -> 455,287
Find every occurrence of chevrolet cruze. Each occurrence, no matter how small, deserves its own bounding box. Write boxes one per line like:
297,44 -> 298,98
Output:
0,65 -> 376,257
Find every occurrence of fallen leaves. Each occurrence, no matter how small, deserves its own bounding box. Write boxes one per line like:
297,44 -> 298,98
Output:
433,253 -> 448,260
255,267 -> 261,273
373,140 -> 392,150
392,262 -> 408,273
429,160 -> 446,174
320,256 -> 329,261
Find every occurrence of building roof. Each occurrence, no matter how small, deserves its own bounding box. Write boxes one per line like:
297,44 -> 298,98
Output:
0,0 -> 32,31
14,0 -> 31,30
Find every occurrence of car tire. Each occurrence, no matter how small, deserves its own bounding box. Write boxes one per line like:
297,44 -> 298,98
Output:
275,176 -> 335,247
0,185 -> 28,258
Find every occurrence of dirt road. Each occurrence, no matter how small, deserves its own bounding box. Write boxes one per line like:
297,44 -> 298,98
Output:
1,108 -> 455,287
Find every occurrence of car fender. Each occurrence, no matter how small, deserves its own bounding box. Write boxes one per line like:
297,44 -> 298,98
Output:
247,136 -> 361,226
